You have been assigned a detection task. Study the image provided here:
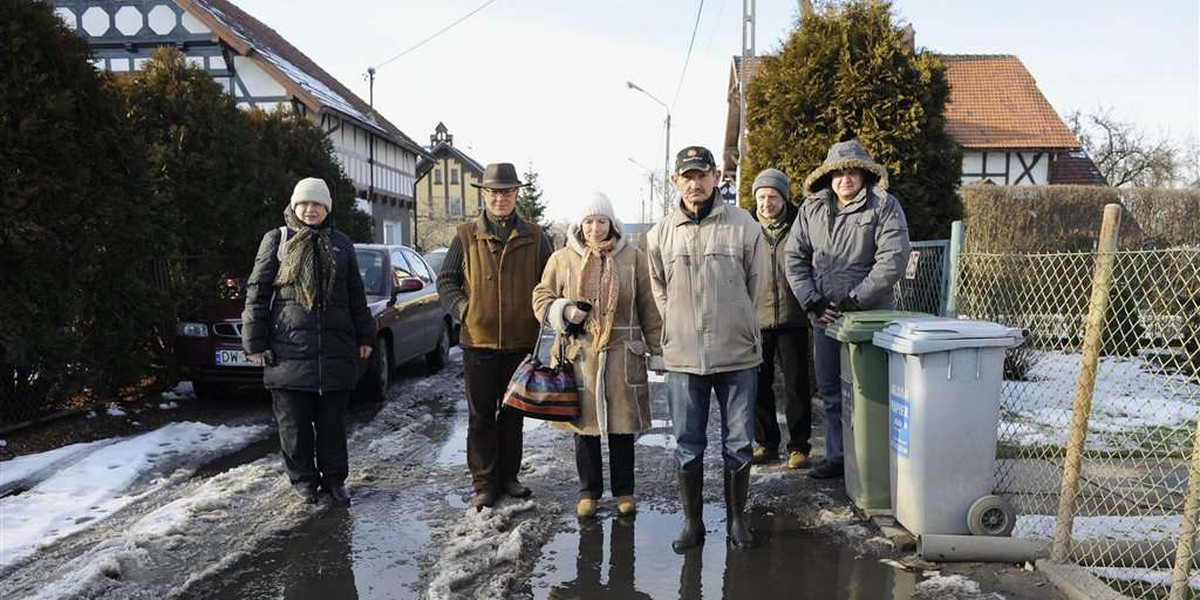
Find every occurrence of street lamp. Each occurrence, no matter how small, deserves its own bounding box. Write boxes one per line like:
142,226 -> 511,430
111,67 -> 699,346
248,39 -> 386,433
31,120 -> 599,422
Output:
627,158 -> 660,224
625,80 -> 672,218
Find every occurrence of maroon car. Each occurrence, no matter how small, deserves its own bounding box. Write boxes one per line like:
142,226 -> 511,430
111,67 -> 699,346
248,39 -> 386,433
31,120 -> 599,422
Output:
174,244 -> 453,401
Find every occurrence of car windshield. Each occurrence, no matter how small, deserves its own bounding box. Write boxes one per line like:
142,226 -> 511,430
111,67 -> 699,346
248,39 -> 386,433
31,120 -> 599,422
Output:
356,249 -> 386,296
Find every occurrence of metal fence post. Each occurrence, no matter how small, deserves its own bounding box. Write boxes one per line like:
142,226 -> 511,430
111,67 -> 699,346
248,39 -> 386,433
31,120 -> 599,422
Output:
945,220 -> 965,317
1051,204 -> 1123,563
1170,418 -> 1200,598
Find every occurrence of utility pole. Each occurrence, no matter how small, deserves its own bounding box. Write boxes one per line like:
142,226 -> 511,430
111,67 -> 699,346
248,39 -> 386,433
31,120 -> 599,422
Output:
739,0 -> 756,205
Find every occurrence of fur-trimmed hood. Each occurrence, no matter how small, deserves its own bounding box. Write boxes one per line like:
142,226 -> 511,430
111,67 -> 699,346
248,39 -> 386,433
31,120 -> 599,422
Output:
802,139 -> 890,196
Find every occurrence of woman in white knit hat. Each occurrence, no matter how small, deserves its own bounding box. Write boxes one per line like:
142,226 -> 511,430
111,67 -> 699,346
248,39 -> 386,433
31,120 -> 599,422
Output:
532,192 -> 663,518
241,177 -> 375,505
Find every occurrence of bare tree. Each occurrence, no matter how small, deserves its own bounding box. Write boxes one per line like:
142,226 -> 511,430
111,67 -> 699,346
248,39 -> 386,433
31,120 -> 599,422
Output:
1067,107 -> 1179,187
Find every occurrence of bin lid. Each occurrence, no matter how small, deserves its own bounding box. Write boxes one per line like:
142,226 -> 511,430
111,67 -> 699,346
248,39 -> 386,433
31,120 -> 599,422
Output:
871,317 -> 1026,355
827,310 -> 930,342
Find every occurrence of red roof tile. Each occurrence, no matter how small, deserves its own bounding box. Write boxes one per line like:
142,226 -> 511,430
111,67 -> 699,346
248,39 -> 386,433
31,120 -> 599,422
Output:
940,55 -> 1080,150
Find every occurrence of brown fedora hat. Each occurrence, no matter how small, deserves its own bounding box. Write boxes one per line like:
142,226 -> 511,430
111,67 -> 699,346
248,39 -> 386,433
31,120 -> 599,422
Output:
471,162 -> 527,190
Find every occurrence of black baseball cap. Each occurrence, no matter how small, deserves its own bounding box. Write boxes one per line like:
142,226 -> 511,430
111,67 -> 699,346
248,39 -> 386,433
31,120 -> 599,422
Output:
675,146 -> 716,175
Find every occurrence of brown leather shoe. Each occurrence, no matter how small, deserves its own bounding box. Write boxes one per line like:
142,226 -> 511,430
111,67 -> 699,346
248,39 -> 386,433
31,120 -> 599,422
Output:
469,488 -> 499,510
787,451 -> 810,470
576,498 -> 598,518
616,495 -> 637,516
751,446 -> 779,464
502,480 -> 532,498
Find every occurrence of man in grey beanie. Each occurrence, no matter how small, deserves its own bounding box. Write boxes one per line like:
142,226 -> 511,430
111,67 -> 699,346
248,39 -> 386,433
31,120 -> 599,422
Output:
751,169 -> 813,470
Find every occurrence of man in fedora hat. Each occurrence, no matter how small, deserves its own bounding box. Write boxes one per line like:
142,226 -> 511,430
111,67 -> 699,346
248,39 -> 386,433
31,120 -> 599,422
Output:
647,145 -> 766,552
438,162 -> 554,509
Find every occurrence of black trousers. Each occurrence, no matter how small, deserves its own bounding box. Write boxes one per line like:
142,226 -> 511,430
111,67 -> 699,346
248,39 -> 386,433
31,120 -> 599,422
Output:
575,433 -> 635,499
463,348 -> 527,492
754,327 -> 813,453
271,389 -> 349,487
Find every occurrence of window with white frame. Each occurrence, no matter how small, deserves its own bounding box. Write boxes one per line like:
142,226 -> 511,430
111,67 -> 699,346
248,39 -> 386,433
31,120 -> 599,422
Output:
383,221 -> 402,245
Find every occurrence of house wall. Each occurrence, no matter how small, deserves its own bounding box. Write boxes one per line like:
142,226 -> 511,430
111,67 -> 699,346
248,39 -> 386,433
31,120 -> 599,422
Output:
52,0 -> 421,246
414,154 -> 483,250
959,150 -> 1052,186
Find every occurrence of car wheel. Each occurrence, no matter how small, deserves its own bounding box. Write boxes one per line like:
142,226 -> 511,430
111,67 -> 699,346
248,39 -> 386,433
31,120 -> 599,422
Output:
426,321 -> 451,372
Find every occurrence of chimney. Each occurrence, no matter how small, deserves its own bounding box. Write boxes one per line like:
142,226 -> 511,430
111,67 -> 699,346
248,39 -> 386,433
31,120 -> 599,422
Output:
901,24 -> 916,53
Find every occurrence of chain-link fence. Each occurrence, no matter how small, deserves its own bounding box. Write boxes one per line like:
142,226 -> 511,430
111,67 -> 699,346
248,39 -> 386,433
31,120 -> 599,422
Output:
894,240 -> 951,316
956,236 -> 1200,598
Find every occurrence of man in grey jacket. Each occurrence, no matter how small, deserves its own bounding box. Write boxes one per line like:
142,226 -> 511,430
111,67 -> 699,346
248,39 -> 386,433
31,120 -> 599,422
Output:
784,140 -> 911,479
648,145 -> 766,552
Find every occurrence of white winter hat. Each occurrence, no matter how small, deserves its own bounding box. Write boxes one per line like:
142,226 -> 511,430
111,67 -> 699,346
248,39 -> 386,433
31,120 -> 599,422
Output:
577,192 -> 617,223
290,177 -> 333,211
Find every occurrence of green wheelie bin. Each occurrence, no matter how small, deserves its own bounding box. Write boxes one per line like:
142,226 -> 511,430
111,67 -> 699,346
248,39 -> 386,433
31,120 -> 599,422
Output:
827,310 -> 927,513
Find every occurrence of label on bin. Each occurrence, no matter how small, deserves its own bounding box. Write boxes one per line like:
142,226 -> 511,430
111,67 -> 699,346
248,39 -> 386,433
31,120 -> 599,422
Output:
841,378 -> 853,421
889,395 -> 910,458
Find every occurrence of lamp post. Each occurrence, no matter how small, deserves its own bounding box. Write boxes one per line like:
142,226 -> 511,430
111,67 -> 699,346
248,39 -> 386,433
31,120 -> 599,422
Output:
627,158 -> 660,224
625,80 -> 671,218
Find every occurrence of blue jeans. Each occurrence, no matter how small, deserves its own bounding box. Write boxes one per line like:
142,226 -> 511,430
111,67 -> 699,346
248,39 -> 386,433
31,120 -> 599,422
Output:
811,326 -> 844,463
667,368 -> 757,470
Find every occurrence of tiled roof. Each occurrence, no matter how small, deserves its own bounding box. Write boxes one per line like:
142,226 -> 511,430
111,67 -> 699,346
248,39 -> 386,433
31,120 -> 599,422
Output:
1049,150 -> 1109,185
728,53 -> 1081,152
940,54 -> 1080,150
181,0 -> 428,158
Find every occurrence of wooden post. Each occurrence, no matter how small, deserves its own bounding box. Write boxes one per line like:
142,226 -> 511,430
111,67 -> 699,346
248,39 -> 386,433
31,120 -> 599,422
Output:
1051,204 -> 1122,562
1169,418 -> 1200,599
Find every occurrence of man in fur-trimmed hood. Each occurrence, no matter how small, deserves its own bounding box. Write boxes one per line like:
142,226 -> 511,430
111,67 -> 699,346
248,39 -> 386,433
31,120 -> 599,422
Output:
783,139 -> 911,479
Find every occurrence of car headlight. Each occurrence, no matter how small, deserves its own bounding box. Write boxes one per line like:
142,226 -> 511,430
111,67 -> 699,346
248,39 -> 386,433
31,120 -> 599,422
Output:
176,322 -> 209,337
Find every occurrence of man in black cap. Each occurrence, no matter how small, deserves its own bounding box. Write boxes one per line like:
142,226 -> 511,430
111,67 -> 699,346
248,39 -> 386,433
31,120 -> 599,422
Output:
647,145 -> 766,551
438,162 -> 554,509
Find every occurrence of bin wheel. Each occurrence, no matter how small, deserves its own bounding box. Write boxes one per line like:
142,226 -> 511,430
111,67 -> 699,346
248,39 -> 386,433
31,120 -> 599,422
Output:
967,495 -> 1016,537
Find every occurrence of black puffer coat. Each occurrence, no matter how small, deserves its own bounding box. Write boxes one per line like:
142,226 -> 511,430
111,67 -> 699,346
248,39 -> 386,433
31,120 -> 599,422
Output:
241,225 -> 374,392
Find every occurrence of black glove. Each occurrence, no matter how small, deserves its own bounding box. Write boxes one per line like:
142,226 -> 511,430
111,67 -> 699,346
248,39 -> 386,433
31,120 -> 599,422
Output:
565,301 -> 592,338
805,297 -> 830,316
836,295 -> 861,312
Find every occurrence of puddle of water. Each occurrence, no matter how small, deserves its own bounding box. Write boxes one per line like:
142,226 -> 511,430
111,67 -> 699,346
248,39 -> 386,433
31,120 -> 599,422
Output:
635,433 -> 677,449
435,417 -> 469,466
532,507 -> 918,600
203,488 -> 435,600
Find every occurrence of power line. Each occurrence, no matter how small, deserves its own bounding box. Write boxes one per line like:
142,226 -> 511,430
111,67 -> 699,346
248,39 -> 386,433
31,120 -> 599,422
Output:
373,0 -> 498,71
671,0 -> 706,110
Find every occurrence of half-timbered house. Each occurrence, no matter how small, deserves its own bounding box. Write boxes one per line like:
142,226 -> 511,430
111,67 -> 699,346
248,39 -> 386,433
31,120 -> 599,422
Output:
723,53 -> 1106,189
50,0 -> 431,245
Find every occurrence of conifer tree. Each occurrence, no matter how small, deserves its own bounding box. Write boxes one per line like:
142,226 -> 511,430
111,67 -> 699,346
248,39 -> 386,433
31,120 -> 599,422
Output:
0,0 -> 167,402
740,0 -> 961,240
517,164 -> 547,226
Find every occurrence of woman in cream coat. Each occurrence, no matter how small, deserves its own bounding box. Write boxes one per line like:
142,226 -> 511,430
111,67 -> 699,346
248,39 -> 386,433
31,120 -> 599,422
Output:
532,192 -> 662,518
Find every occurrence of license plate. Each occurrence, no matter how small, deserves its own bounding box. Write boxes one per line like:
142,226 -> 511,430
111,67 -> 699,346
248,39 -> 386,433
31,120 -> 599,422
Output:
215,349 -> 256,367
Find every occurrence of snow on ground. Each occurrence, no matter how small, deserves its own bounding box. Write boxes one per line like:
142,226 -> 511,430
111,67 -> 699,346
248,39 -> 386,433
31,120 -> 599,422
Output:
0,421 -> 269,567
0,439 -> 114,495
19,460 -> 281,600
160,381 -> 195,402
104,404 -> 126,417
426,499 -> 537,600
1089,566 -> 1200,591
914,574 -> 1004,599
1002,351 -> 1200,450
1014,514 -> 1181,542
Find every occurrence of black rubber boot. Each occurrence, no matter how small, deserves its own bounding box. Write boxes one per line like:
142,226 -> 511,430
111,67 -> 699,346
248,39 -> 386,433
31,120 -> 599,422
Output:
725,464 -> 754,548
672,465 -> 705,553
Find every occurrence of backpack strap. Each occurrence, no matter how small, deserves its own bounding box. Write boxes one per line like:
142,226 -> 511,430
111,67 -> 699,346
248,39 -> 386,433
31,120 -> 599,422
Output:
276,226 -> 289,262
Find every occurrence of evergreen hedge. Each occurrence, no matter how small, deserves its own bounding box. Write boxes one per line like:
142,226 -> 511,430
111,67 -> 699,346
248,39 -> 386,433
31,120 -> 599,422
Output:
740,0 -> 961,240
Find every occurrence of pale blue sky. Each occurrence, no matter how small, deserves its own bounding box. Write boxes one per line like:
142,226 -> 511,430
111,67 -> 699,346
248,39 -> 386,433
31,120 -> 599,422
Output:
235,0 -> 1199,225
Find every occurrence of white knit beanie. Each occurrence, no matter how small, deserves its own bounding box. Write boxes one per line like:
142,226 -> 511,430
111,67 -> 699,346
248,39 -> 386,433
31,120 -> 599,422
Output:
290,177 -> 333,211
577,192 -> 616,223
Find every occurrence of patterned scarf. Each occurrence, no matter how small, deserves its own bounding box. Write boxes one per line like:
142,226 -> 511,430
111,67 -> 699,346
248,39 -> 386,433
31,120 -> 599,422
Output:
763,216 -> 789,242
276,208 -> 337,312
576,237 -> 619,350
